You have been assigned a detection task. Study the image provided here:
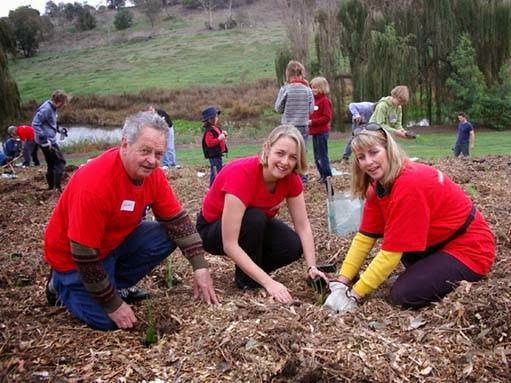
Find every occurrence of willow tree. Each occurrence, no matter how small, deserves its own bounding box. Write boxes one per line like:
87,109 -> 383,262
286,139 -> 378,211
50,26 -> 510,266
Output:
337,0 -> 368,101
364,24 -> 418,104
0,19 -> 21,131
314,0 -> 348,129
453,0 -> 511,85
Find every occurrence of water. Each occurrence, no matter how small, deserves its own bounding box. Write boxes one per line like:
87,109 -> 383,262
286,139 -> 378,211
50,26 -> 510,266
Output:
58,125 -> 122,147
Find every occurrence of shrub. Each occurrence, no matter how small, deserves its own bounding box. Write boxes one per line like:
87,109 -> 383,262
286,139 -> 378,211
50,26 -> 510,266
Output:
114,8 -> 133,30
219,17 -> 237,30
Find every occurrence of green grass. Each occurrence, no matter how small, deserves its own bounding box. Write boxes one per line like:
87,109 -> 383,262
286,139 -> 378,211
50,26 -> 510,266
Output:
9,24 -> 286,102
64,130 -> 511,167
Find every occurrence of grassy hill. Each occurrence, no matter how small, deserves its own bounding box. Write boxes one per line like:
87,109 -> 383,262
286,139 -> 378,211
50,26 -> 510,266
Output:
8,0 -> 287,103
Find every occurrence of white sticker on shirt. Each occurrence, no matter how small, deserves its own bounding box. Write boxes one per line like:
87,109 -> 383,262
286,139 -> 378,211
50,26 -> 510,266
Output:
120,200 -> 136,212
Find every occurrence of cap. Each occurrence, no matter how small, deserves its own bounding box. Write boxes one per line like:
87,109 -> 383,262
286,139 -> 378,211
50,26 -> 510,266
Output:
201,106 -> 221,121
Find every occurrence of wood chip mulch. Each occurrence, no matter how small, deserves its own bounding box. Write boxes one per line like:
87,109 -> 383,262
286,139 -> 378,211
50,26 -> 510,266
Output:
0,155 -> 509,382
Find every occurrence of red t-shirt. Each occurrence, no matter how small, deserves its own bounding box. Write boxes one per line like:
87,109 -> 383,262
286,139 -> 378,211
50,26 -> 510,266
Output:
201,156 -> 303,222
16,125 -> 35,141
360,162 -> 495,275
309,94 -> 332,135
44,148 -> 182,272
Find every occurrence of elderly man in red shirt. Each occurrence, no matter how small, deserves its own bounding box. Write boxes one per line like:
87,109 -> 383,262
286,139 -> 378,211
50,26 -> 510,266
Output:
7,125 -> 40,167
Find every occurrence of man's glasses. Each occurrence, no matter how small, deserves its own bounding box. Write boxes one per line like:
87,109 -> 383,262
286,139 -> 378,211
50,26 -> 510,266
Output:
353,123 -> 387,138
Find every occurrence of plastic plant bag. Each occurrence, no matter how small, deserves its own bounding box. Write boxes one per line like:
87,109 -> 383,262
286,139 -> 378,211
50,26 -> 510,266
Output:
326,178 -> 363,236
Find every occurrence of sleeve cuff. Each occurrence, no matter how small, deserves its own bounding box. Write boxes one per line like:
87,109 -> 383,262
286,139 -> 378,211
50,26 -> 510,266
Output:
102,294 -> 124,314
189,254 -> 209,271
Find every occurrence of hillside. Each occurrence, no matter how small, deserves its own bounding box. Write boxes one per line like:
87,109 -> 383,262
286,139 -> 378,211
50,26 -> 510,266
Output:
9,0 -> 287,103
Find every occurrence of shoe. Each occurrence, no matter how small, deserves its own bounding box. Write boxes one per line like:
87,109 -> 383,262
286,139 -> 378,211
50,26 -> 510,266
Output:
45,269 -> 62,306
118,286 -> 150,303
160,165 -> 169,171
341,157 -> 350,164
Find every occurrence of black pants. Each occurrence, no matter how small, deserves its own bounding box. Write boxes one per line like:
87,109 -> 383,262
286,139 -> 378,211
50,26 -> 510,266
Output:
390,251 -> 482,308
41,144 -> 66,190
196,208 -> 302,284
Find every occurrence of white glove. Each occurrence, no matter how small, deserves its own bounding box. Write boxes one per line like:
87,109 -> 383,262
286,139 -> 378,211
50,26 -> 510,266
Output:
323,281 -> 358,313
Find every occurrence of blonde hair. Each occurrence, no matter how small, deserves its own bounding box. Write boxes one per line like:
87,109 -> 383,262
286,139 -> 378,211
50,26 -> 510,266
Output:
350,128 -> 408,198
260,124 -> 307,175
310,76 -> 330,95
286,60 -> 305,80
390,85 -> 409,105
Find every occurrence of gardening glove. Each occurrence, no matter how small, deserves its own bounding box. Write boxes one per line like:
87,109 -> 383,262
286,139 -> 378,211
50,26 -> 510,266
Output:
323,281 -> 358,313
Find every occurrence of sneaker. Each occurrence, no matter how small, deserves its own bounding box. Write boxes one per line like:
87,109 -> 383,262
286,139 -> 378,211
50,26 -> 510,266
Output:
45,269 -> 62,306
160,165 -> 169,171
118,286 -> 150,303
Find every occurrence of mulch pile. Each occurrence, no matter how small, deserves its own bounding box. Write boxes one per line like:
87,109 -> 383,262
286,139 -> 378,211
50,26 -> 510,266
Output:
0,155 -> 509,382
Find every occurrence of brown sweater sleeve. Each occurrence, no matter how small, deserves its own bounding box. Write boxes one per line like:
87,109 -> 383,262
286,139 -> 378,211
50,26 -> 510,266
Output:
70,241 -> 123,313
157,210 -> 209,270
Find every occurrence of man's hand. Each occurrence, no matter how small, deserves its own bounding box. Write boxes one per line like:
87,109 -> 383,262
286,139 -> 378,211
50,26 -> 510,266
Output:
323,281 -> 358,313
192,268 -> 220,304
265,279 -> 293,304
108,301 -> 137,330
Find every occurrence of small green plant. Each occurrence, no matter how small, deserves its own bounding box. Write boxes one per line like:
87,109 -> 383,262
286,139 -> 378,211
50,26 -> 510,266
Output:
309,279 -> 328,306
166,257 -> 173,288
144,301 -> 158,347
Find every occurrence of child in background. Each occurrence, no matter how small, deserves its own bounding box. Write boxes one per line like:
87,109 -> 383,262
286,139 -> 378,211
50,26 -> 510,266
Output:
309,77 -> 333,184
453,111 -> 475,157
275,60 -> 314,183
201,106 -> 228,186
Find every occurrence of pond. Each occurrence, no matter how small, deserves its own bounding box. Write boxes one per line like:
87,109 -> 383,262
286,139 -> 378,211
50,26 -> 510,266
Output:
58,125 -> 122,147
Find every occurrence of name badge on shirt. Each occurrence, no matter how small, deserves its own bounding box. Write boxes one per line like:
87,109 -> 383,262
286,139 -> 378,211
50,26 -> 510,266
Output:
120,200 -> 136,212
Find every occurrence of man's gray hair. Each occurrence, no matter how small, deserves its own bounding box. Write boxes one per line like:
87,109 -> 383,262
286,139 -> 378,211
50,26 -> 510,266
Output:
122,111 -> 169,144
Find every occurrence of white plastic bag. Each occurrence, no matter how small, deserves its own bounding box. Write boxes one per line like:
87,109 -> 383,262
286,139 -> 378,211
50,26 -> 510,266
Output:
326,178 -> 363,236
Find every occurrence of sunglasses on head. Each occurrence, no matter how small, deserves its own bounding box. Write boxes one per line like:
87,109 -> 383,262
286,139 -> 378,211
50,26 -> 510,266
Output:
353,123 -> 387,138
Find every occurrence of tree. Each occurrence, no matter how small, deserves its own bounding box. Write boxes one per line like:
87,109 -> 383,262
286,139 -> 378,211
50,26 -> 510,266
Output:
134,0 -> 162,28
446,34 -> 486,121
107,0 -> 126,10
8,6 -> 44,57
0,19 -> 21,131
315,0 -> 347,130
45,1 -> 59,17
75,7 -> 97,31
114,8 -> 134,30
277,0 -> 315,64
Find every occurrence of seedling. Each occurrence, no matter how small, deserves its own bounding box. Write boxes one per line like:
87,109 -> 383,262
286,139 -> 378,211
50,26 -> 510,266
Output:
166,257 -> 173,288
143,301 -> 158,347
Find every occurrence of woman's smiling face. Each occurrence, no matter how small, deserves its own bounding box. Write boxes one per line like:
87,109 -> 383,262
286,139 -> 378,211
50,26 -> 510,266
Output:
264,136 -> 298,182
354,143 -> 389,182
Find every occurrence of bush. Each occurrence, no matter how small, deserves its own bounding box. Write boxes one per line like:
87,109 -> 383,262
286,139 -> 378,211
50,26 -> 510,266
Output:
114,8 -> 133,30
75,9 -> 96,31
274,47 -> 293,86
219,17 -> 237,30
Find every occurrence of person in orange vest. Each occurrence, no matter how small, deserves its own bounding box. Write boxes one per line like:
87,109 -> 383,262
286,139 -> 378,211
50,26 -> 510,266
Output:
7,125 -> 40,167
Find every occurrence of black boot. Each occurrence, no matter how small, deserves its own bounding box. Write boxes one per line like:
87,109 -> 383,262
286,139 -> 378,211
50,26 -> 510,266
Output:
46,173 -> 54,190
